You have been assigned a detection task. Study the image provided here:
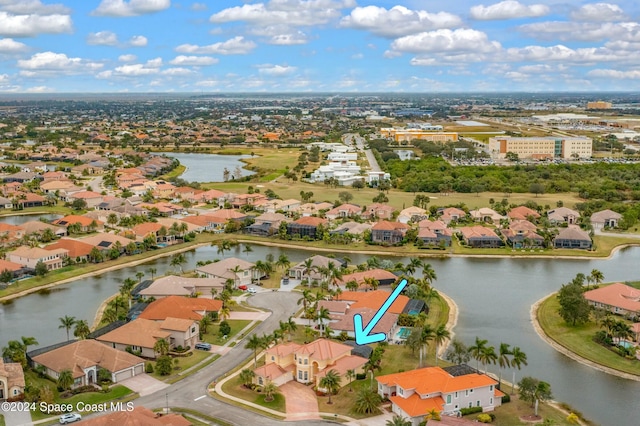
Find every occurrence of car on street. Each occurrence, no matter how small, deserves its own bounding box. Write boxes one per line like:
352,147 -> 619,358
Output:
59,413 -> 82,424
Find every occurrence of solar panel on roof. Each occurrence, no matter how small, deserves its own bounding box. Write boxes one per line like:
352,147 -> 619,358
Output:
97,241 -> 111,248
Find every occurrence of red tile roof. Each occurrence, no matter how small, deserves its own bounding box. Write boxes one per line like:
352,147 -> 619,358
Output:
139,296 -> 222,321
584,283 -> 640,313
45,238 -> 95,258
338,290 -> 409,314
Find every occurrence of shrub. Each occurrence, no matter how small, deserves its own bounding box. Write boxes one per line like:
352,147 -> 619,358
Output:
355,373 -> 367,380
501,393 -> 511,403
156,355 -> 173,376
593,330 -> 612,346
145,363 -> 154,373
477,413 -> 492,423
460,406 -> 483,416
219,320 -> 231,337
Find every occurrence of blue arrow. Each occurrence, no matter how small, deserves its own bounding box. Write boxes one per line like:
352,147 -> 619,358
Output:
354,278 -> 408,345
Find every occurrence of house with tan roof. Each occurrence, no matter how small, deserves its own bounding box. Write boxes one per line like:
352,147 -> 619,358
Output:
296,202 -> 333,217
438,207 -> 467,225
547,207 -> 580,225
73,406 -> 191,426
138,295 -> 222,321
96,317 -> 198,358
376,367 -> 502,425
195,257 -> 259,287
457,226 -> 504,248
66,191 -> 103,208
288,255 -> 346,285
52,215 -> 104,232
500,220 -> 544,249
0,358 -> 24,401
584,283 -> 640,317
398,206 -> 428,224
553,225 -> 592,249
469,207 -> 505,225
590,209 -> 622,229
31,340 -> 145,388
361,203 -> 396,220
371,221 -> 409,245
138,275 -> 226,299
325,203 -> 362,221
508,206 -> 541,221
19,220 -> 66,239
417,219 -> 453,247
181,214 -> 227,233
253,339 -> 367,390
44,238 -> 95,262
7,245 -> 67,271
246,212 -> 289,237
287,216 -> 327,239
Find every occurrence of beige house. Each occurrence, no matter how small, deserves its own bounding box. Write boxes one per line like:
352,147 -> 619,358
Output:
138,275 -> 226,299
31,340 -> 145,388
7,245 -> 68,271
0,359 -> 24,401
253,339 -> 367,390
96,317 -> 198,358
288,255 -> 345,286
195,257 -> 259,287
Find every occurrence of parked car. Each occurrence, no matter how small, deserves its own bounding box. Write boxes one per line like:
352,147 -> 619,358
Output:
238,285 -> 248,291
248,287 -> 257,294
59,413 -> 82,424
195,342 -> 212,351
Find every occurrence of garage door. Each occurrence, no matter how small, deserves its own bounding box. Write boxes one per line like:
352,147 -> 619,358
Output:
114,369 -> 133,383
134,364 -> 144,375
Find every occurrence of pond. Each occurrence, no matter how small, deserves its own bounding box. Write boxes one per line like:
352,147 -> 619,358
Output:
166,153 -> 255,183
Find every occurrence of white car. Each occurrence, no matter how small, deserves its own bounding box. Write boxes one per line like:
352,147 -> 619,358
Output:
247,287 -> 257,294
59,413 -> 82,424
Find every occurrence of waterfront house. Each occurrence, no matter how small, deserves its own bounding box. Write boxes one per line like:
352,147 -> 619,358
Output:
138,295 -> 222,321
195,257 -> 259,287
457,226 -> 503,248
287,216 -> 327,239
553,225 -> 592,249
376,367 -> 502,425
7,245 -> 67,271
500,220 -> 544,248
0,358 -> 24,401
66,191 -> 104,209
252,339 -> 367,390
52,215 -> 104,233
31,340 -> 145,387
338,269 -> 399,288
371,221 -> 409,245
584,283 -> 640,317
288,255 -> 346,286
246,212 -> 289,237
137,275 -> 226,299
44,238 -> 95,263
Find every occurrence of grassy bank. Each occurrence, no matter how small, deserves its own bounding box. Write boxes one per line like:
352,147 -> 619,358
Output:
159,164 -> 186,180
537,293 -> 640,376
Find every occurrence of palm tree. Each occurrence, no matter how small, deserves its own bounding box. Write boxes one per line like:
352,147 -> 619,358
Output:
57,369 -> 74,391
425,409 -> 441,422
301,258 -> 316,282
242,244 -> 253,258
220,305 -> 231,321
497,343 -> 512,388
590,269 -> 604,288
58,315 -> 76,341
345,279 -> 359,292
317,306 -> 330,331
419,324 -> 435,367
469,337 -> 488,372
386,415 -> 412,426
136,271 -> 144,283
170,253 -> 187,274
228,265 -> 243,288
239,369 -> 255,388
479,345 -> 498,374
200,316 -> 212,334
20,336 -> 38,356
405,258 -> 423,276
433,324 -> 450,366
73,320 -> 91,340
287,316 -> 297,342
319,369 -> 341,404
422,264 -> 437,286
364,276 -> 378,291
276,254 -> 291,271
346,369 -> 355,392
298,289 -> 314,326
120,277 -> 136,309
445,339 -> 472,365
245,334 -> 262,368
353,387 -> 382,414
322,324 -> 333,339
510,347 -> 528,395
153,339 -> 169,356
262,380 -> 279,402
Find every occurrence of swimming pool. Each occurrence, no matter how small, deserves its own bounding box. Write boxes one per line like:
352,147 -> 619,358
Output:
619,341 -> 636,349
408,309 -> 420,315
398,327 -> 412,339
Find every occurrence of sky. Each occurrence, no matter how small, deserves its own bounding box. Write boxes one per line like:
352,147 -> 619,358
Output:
0,0 -> 640,93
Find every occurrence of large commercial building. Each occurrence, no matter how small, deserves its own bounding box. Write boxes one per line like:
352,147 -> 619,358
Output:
488,136 -> 592,159
380,128 -> 458,143
587,101 -> 612,110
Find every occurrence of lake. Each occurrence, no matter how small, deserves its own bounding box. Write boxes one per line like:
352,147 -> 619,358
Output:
167,153 -> 255,183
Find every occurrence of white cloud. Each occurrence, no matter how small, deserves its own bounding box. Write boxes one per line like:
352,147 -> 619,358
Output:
0,0 -> 70,15
255,64 -> 297,76
176,36 -> 256,55
109,63 -> 159,76
340,5 -> 462,38
190,2 -> 206,11
169,55 -> 218,66
0,37 -> 28,52
504,44 -> 621,63
24,85 -> 52,92
92,0 -> 170,17
391,29 -> 501,54
87,31 -> 118,46
250,26 -> 309,45
588,69 -> 640,79
470,1 -> 549,21
0,10 -> 72,37
571,3 -> 627,22
118,54 -> 137,62
145,57 -> 162,67
128,35 -> 148,46
195,79 -> 219,87
162,67 -> 192,76
17,52 -> 103,76
519,21 -> 640,42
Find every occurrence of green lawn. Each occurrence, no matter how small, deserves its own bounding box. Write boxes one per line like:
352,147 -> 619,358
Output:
202,319 -> 251,345
150,350 -> 213,381
24,370 -> 133,421
0,414 -> 5,426
159,164 -> 186,180
490,396 -> 590,426
537,293 -> 640,376
219,374 -> 286,415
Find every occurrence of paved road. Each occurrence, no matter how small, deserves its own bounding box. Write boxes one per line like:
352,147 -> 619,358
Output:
134,291 -> 331,426
347,133 -> 381,172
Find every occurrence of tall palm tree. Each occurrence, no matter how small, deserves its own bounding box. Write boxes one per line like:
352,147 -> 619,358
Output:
239,369 -> 255,388
242,244 -> 253,258
479,345 -> 498,374
510,346 -> 528,394
433,325 -> 450,366
219,305 -> 231,321
345,279 -> 359,292
469,337 -> 488,372
286,316 -> 297,342
20,336 -> 38,358
136,271 -> 144,283
497,343 -> 512,388
364,276 -> 378,291
346,369 -> 355,392
170,253 -> 187,274
405,258 -> 423,276
422,264 -> 437,286
58,315 -> 76,341
319,369 -> 341,404
245,334 -> 262,368
298,289 -> 314,326
419,324 -> 435,367
590,269 -> 604,288
317,306 -> 331,331
276,254 -> 291,271
73,321 -> 91,340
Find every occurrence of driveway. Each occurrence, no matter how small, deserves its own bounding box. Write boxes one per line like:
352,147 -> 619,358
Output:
2,408 -> 33,426
280,381 -> 320,421
228,311 -> 270,321
118,373 -> 169,397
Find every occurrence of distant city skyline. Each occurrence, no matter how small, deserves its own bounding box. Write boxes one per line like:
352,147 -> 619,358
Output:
0,1 -> 639,93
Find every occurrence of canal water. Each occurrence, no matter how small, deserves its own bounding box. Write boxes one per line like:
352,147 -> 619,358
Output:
0,213 -> 61,225
1,244 -> 639,425
166,153 -> 255,183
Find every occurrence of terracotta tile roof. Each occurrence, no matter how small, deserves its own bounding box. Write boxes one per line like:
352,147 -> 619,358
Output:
45,238 -> 95,258
0,258 -> 24,272
338,290 -> 409,314
508,206 -> 540,220
253,363 -> 289,381
331,307 -> 398,335
74,406 -> 191,426
203,209 -> 246,220
417,219 -> 448,230
32,340 -> 144,378
585,283 -> 640,312
316,354 -> 368,379
70,190 -> 103,199
391,393 -> 445,417
139,295 -> 222,321
377,366 -> 498,395
325,203 -> 361,217
266,342 -> 301,358
292,216 -> 327,226
96,318 -> 172,349
317,300 -> 349,314
457,226 -> 500,239
338,269 -> 398,286
297,339 -> 352,362
132,222 -> 164,236
0,359 -> 25,388
9,245 -> 68,260
372,221 -> 409,231
53,215 -> 103,227
160,317 -> 195,332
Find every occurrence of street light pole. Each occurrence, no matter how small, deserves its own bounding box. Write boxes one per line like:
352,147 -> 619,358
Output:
165,392 -> 169,414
